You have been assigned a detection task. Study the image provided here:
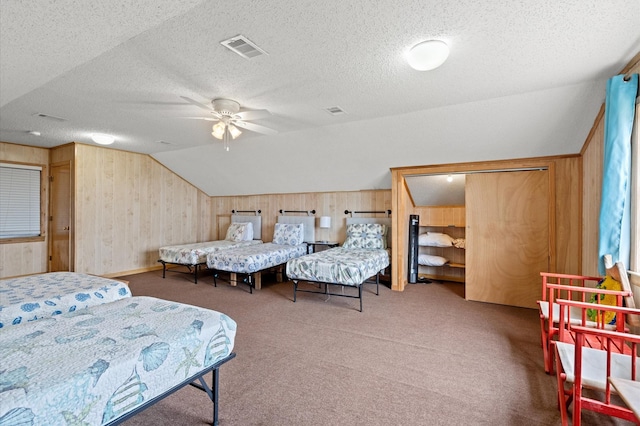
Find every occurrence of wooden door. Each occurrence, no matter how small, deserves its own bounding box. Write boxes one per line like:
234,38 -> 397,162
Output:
49,162 -> 71,271
465,170 -> 549,309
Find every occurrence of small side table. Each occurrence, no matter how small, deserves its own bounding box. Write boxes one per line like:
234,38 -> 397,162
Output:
307,241 -> 339,254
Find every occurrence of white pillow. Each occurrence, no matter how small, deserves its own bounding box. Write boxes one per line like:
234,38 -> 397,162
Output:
418,232 -> 454,247
241,222 -> 254,241
225,222 -> 251,242
418,254 -> 449,266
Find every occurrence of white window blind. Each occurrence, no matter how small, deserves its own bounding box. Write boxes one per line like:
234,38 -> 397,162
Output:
0,163 -> 42,238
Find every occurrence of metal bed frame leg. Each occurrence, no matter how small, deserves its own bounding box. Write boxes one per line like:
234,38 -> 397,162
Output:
212,367 -> 220,426
293,280 -> 298,302
194,264 -> 198,284
106,353 -> 235,426
158,260 -> 166,278
359,284 -> 363,312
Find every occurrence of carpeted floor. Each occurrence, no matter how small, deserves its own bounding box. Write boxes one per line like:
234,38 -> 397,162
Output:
119,269 -> 633,425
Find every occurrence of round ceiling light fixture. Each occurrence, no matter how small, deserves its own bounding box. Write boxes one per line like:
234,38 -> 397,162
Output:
406,40 -> 450,71
91,133 -> 115,145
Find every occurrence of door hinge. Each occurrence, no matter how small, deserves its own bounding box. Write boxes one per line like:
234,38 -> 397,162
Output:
49,256 -> 52,261
49,176 -> 53,182
49,216 -> 53,221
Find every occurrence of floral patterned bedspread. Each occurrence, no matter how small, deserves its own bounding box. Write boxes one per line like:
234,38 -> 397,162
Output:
286,247 -> 390,286
0,272 -> 132,328
207,242 -> 307,273
159,239 -> 262,265
0,296 -> 236,425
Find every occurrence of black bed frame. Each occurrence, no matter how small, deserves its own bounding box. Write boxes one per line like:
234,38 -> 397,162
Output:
211,264 -> 286,294
157,259 -> 207,284
106,352 -> 236,426
212,270 -> 255,293
291,272 -> 381,312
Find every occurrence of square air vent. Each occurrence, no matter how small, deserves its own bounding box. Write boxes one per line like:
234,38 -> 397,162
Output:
324,106 -> 346,115
220,35 -> 268,59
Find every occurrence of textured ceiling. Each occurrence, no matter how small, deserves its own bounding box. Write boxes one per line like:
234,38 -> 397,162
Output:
1,0 -> 639,196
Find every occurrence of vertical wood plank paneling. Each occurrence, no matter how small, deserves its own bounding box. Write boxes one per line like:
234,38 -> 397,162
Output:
75,145 -> 94,272
582,117 -> 605,276
103,149 -> 115,272
139,154 -> 152,265
72,145 -> 213,275
554,157 -> 581,274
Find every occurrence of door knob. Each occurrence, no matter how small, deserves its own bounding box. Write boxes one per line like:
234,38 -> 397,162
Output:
63,226 -> 69,230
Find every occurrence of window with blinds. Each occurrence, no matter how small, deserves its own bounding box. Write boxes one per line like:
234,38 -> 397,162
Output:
0,163 -> 42,239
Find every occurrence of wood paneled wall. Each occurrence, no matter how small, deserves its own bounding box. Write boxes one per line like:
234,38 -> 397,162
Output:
581,54 -> 640,276
73,144 -> 212,276
210,190 -> 392,245
0,142 -> 50,278
555,156 -> 582,275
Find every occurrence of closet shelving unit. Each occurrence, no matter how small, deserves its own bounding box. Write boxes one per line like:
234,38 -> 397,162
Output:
415,206 -> 465,283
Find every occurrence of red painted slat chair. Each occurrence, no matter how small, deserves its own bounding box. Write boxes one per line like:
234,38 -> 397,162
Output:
538,271 -> 629,374
554,300 -> 640,426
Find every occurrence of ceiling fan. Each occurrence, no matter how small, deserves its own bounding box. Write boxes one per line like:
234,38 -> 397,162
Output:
181,97 -> 277,151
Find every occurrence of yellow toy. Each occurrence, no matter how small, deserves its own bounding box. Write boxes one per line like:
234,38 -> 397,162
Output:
587,255 -> 622,324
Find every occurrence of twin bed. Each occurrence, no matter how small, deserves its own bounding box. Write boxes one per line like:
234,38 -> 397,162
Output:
207,215 -> 315,292
0,273 -> 237,425
0,272 -> 131,328
157,214 -> 262,283
286,217 -> 391,312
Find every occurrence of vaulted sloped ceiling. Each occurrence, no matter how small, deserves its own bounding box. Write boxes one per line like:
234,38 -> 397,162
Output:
1,1 -> 639,196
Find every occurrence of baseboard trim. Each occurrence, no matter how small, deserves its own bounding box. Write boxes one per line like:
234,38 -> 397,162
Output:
102,265 -> 164,278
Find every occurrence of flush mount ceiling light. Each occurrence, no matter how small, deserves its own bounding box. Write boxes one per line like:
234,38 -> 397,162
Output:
91,133 -> 115,145
407,40 -> 450,71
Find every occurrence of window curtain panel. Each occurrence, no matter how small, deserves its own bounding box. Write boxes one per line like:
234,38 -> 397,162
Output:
598,73 -> 639,274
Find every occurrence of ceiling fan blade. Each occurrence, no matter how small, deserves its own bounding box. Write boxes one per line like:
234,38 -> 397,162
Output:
233,120 -> 278,135
234,109 -> 272,121
180,96 -> 213,111
184,116 -> 218,122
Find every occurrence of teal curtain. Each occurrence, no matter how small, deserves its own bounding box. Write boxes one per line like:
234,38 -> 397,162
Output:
598,73 -> 638,274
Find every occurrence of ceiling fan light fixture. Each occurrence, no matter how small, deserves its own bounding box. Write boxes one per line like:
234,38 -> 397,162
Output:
228,124 -> 242,139
407,40 -> 450,71
211,122 -> 225,139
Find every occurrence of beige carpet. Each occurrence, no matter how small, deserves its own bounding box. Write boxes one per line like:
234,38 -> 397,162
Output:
119,269 -> 633,425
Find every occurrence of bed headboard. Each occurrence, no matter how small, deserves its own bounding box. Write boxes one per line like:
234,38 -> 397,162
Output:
346,217 -> 392,248
277,215 -> 316,243
231,214 -> 262,240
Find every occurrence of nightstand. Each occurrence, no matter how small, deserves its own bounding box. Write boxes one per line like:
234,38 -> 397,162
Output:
307,241 -> 339,254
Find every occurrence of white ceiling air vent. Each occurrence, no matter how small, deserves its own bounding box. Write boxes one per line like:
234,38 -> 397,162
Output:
220,35 -> 268,59
325,106 -> 346,115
